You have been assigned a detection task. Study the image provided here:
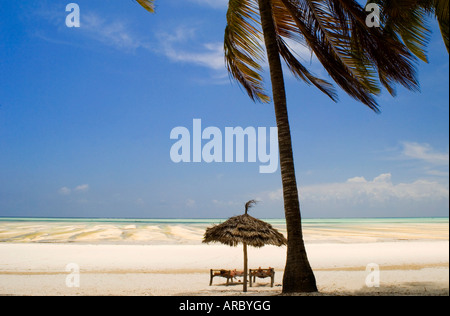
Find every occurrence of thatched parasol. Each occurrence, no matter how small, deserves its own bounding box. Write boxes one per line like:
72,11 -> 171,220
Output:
203,200 -> 287,292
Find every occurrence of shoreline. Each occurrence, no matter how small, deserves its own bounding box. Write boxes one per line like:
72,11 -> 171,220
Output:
1,217 -> 447,245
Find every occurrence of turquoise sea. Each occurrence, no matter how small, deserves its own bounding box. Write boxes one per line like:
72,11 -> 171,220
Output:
0,217 -> 448,245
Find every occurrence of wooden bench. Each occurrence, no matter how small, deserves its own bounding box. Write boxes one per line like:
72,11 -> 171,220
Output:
249,268 -> 275,287
209,269 -> 244,286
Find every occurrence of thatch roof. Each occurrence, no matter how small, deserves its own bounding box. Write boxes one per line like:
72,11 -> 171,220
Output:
203,213 -> 287,248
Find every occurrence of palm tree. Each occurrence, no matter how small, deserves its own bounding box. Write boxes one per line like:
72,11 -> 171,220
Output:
137,0 -> 420,293
368,0 -> 449,63
224,0 -> 419,293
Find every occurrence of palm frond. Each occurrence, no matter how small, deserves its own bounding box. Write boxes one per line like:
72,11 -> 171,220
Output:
225,0 -> 422,111
434,0 -> 449,52
433,0 -> 449,24
279,0 -> 381,111
328,0 -> 420,96
225,0 -> 270,103
368,0 -> 431,63
271,0 -> 338,102
275,0 -> 420,109
277,36 -> 339,101
136,0 -> 155,13
415,0 -> 449,52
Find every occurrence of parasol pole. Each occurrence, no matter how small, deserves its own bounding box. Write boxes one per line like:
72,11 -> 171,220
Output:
243,242 -> 248,292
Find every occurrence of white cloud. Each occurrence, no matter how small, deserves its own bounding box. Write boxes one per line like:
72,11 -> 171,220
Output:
158,27 -> 225,71
264,143 -> 449,217
79,14 -> 226,70
426,169 -> 449,177
35,6 -> 150,52
74,184 -> 89,192
38,8 -> 227,77
188,0 -> 228,9
80,13 -> 148,51
402,142 -> 449,166
58,184 -> 89,195
165,42 -> 225,70
268,173 -> 449,204
58,187 -> 71,195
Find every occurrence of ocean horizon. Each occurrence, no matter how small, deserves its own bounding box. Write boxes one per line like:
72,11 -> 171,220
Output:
0,216 -> 448,222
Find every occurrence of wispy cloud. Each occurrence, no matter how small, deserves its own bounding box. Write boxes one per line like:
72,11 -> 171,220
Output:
163,40 -> 225,71
399,142 -> 449,178
34,6 -> 150,53
80,13 -> 146,51
188,0 -> 228,9
36,8 -> 227,80
58,184 -> 89,195
58,187 -> 71,195
74,184 -> 89,192
426,169 -> 450,177
157,26 -> 226,72
401,142 -> 449,166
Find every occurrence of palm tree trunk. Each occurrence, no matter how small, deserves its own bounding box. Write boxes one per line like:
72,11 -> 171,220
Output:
257,0 -> 317,293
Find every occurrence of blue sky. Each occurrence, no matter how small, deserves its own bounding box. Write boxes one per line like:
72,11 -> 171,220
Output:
0,0 -> 448,219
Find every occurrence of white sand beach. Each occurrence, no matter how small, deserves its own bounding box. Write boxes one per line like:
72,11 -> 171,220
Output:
0,241 -> 448,296
0,218 -> 448,296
